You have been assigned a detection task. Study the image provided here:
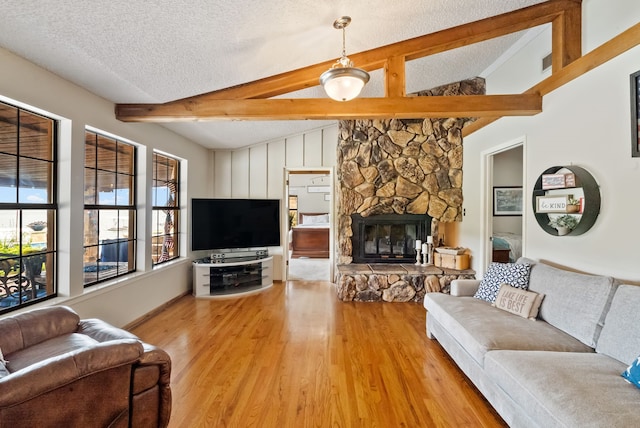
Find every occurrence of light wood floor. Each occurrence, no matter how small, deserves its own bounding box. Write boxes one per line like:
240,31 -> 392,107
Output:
131,281 -> 507,428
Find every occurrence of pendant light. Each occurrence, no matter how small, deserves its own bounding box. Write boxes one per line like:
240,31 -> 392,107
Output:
319,16 -> 370,102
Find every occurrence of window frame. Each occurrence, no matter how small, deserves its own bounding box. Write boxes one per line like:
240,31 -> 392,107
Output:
83,129 -> 137,286
151,152 -> 180,266
0,100 -> 57,313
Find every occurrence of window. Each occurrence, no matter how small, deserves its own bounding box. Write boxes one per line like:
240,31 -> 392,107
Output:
152,152 -> 179,265
288,195 -> 298,228
83,130 -> 136,286
0,101 -> 56,312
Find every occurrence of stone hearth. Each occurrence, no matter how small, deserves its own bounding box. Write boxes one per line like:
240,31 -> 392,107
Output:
336,264 -> 475,302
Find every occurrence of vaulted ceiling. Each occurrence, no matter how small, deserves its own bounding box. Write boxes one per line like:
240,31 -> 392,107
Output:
0,0 -> 582,149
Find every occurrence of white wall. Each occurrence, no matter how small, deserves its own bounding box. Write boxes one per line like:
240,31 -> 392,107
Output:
211,125 -> 338,279
0,47 -> 211,326
289,174 -> 331,215
463,0 -> 640,282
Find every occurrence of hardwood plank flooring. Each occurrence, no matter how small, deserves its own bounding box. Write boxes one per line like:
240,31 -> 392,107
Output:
131,281 -> 507,427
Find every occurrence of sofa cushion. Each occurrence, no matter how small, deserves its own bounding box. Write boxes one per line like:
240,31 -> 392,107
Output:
596,284 -> 640,365
473,262 -> 531,303
6,333 -> 98,373
0,306 -> 80,355
424,293 -> 593,366
525,260 -> 617,348
492,284 -> 544,320
485,350 -> 640,427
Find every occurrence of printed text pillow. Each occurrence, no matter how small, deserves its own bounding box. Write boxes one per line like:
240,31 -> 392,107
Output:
492,283 -> 545,320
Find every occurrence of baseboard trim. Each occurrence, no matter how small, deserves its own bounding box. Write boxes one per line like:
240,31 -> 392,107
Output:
123,291 -> 190,330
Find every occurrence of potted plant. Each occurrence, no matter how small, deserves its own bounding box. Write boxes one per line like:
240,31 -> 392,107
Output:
548,214 -> 579,236
566,197 -> 580,213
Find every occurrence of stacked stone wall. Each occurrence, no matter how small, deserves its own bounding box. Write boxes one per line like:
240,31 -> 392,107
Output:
336,78 -> 485,264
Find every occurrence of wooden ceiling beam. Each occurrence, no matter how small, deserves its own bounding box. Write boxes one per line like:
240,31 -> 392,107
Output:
115,0 -> 578,123
384,56 -> 406,98
115,94 -> 541,122
551,0 -> 582,71
462,20 -> 640,137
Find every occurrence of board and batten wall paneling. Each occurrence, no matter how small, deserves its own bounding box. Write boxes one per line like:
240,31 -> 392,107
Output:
213,125 -> 338,200
214,151 -> 232,198
208,150 -> 216,197
249,144 -> 268,198
211,125 -> 339,282
304,129 -> 323,167
322,125 -> 338,167
231,149 -> 250,198
286,134 -> 304,167
267,139 -> 286,199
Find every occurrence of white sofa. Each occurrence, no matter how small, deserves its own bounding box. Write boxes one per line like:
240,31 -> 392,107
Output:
423,257 -> 640,427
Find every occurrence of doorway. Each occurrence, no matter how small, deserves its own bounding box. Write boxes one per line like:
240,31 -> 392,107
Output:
284,168 -> 334,282
482,139 -> 525,272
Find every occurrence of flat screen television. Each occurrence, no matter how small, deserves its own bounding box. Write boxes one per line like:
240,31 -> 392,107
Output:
191,198 -> 281,251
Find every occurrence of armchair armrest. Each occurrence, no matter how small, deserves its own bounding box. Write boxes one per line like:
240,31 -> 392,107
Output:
77,318 -> 139,342
450,279 -> 481,297
133,344 -> 172,427
0,339 -> 142,407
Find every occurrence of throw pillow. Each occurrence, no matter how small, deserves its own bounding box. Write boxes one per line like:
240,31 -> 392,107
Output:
492,283 -> 545,320
622,355 -> 640,389
474,262 -> 531,303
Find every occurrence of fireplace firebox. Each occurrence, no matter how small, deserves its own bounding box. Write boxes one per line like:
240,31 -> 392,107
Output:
351,214 -> 432,263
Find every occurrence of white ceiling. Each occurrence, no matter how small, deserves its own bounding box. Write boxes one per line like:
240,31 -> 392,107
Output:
0,0 -> 545,149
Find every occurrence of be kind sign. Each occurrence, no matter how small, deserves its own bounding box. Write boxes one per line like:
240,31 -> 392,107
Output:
536,195 -> 569,213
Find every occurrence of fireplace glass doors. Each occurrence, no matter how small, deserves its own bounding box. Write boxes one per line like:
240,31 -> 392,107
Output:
351,214 -> 431,263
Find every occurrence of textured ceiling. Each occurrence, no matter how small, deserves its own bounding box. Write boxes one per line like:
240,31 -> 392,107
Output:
0,0 -> 545,149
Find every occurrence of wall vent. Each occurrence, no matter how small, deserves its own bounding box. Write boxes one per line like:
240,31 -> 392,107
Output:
542,53 -> 552,72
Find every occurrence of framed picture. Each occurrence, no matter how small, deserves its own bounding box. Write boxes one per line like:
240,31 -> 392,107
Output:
493,186 -> 523,216
631,70 -> 640,157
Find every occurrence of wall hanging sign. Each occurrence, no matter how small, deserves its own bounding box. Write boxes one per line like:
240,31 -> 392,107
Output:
541,172 -> 575,189
631,70 -> 640,157
536,195 -> 569,213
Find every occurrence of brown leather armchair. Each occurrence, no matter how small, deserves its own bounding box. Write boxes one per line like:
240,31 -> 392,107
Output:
0,306 -> 171,427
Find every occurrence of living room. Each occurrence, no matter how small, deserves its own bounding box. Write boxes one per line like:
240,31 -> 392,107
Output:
0,0 -> 639,426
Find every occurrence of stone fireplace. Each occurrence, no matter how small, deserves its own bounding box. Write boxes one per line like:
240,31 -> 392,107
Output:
335,78 -> 483,302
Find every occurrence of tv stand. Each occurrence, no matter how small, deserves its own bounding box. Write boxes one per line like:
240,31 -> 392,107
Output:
209,248 -> 268,262
192,255 -> 273,298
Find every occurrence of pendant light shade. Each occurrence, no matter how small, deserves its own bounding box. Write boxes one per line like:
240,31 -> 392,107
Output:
320,67 -> 369,102
320,17 -> 370,102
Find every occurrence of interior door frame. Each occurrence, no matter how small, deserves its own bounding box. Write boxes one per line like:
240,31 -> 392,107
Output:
480,136 -> 526,273
282,167 -> 334,281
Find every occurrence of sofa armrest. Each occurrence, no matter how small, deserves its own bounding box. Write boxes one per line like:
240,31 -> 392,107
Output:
450,279 -> 481,296
0,339 -> 142,407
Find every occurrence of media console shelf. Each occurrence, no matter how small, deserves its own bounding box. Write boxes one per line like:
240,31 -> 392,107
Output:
193,255 -> 273,298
